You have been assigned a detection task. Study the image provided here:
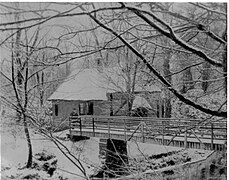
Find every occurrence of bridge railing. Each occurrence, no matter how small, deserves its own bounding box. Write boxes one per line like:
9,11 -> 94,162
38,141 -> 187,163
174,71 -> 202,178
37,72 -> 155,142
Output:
69,115 -> 226,150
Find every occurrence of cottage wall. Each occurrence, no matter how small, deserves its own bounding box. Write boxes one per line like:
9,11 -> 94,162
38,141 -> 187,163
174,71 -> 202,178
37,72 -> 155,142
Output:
94,101 -> 110,116
51,100 -> 80,129
51,92 -> 162,130
51,99 -> 129,129
51,100 -> 111,128
95,99 -> 129,116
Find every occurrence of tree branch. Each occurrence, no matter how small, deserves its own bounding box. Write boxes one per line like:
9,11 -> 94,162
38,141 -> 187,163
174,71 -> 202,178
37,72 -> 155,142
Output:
190,2 -> 227,16
86,11 -> 226,117
121,4 -> 224,68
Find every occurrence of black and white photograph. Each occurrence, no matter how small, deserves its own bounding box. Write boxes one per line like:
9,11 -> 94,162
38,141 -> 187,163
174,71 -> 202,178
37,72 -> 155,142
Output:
0,2 -> 227,179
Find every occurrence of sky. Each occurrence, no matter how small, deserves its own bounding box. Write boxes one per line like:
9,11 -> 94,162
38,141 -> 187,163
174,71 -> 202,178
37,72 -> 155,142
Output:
0,2 -> 91,64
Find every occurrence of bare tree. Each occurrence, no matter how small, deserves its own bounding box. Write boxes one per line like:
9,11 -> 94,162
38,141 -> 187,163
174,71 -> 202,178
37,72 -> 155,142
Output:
82,2 -> 226,118
0,2 -> 227,177
0,2 -> 73,168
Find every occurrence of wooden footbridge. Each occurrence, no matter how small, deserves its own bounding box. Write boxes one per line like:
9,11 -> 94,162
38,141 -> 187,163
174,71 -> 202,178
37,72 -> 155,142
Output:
69,115 -> 227,151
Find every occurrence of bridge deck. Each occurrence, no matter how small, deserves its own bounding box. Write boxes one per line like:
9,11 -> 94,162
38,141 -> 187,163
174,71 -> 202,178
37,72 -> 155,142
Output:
69,115 -> 226,151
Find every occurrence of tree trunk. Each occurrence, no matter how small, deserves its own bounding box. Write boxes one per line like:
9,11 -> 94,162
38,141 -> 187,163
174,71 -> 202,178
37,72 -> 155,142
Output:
36,71 -> 45,107
181,67 -> 194,94
24,41 -> 32,168
222,28 -> 227,95
15,32 -> 22,121
126,48 -> 132,116
163,50 -> 172,118
14,3 -> 22,122
164,98 -> 171,118
202,62 -> 211,92
23,113 -> 33,168
109,94 -> 113,116
223,46 -> 227,95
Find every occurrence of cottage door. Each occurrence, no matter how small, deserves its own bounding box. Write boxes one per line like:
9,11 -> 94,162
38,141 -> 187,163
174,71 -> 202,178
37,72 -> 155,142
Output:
88,102 -> 94,115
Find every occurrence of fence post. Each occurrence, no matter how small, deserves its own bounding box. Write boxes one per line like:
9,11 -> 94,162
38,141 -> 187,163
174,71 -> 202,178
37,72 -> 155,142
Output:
141,122 -> 145,143
124,118 -> 127,141
79,117 -> 82,136
108,117 -> 111,139
92,117 -> 95,137
162,121 -> 164,145
211,123 -> 214,150
184,123 -> 187,148
69,116 -> 72,138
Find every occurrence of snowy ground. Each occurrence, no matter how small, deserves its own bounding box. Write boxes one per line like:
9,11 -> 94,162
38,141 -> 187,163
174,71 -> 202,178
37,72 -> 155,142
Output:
1,124 -> 213,180
1,127 -> 101,179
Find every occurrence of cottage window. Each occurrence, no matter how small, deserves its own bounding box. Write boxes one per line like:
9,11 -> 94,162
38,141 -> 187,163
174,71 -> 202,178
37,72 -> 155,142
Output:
79,102 -> 93,115
79,103 -> 83,115
54,104 -> 58,116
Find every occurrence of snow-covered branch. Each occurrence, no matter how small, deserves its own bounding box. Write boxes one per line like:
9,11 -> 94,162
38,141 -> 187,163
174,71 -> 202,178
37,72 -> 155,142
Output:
121,4 -> 224,68
86,10 -> 226,118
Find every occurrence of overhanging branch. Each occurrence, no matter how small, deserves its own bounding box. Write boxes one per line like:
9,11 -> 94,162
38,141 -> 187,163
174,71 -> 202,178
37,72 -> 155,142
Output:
86,11 -> 226,118
121,4 -> 224,68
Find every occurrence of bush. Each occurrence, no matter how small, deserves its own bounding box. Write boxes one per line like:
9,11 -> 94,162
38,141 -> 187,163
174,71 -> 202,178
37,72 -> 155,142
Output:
180,151 -> 227,180
33,150 -> 58,177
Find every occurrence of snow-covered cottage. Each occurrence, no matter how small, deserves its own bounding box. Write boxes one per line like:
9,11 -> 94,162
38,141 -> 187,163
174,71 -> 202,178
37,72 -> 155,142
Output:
48,67 -> 162,127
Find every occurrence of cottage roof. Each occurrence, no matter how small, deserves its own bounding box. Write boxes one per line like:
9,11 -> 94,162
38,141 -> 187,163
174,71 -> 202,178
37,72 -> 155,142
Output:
48,67 -> 160,101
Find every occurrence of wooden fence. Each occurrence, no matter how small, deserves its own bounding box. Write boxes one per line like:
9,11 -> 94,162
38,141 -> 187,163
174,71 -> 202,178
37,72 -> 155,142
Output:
69,115 -> 227,151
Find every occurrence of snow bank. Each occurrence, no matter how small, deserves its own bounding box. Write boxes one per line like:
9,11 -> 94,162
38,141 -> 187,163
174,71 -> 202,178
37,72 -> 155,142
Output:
1,128 -> 213,179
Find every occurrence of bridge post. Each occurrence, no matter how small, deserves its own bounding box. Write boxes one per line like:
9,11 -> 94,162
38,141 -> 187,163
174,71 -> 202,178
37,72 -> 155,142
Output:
109,94 -> 113,116
92,117 -> 95,137
108,117 -> 111,139
211,123 -> 214,150
79,117 -> 82,136
162,121 -> 164,145
141,122 -> 145,143
184,123 -> 187,148
124,118 -> 127,141
69,116 -> 72,138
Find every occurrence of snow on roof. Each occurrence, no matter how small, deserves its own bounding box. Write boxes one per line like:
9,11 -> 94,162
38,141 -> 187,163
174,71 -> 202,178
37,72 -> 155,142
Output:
132,96 -> 152,110
48,67 -> 160,101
